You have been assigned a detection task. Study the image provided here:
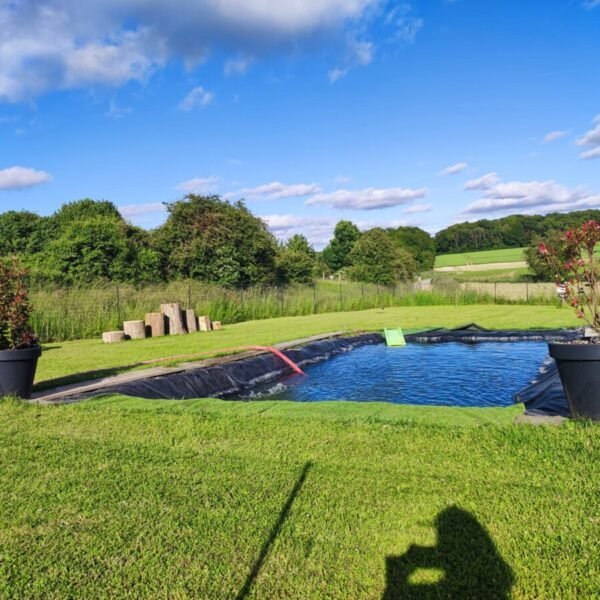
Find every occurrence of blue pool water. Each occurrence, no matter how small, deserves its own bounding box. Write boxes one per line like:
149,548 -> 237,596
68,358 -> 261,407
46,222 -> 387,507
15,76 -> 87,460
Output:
243,341 -> 549,408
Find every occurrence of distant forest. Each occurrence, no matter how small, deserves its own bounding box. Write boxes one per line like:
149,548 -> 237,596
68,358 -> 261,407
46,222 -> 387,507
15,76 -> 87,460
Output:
434,210 -> 600,254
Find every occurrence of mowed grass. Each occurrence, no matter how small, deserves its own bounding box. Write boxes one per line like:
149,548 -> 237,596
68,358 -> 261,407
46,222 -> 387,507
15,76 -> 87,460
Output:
435,248 -> 526,268
36,305 -> 580,386
0,396 -> 597,598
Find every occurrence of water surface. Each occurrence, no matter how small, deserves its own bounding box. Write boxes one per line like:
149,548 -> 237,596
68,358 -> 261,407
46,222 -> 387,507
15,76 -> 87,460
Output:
241,341 -> 548,408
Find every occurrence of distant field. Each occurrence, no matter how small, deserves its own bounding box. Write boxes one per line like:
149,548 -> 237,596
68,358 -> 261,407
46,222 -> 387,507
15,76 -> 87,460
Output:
435,248 -> 526,268
436,267 -> 533,283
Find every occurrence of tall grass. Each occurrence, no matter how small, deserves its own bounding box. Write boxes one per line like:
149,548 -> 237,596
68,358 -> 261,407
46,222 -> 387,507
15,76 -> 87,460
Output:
30,279 -> 560,342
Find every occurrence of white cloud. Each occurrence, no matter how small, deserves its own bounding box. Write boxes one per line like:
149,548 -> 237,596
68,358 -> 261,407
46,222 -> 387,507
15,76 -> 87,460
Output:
224,55 -> 253,76
583,0 -> 600,8
0,166 -> 52,190
178,86 -> 214,111
404,203 -> 432,214
176,176 -> 220,194
328,67 -> 349,83
576,115 -> 600,159
262,214 -> 336,247
386,4 -> 423,43
463,175 -> 600,216
263,211 -> 426,247
334,175 -> 352,184
0,0 -> 379,102
328,36 -> 373,83
231,181 -> 322,200
581,147 -> 600,160
118,202 -> 165,217
305,186 -> 427,210
463,172 -> 500,190
106,99 -> 131,119
439,162 -> 468,176
542,130 -> 568,144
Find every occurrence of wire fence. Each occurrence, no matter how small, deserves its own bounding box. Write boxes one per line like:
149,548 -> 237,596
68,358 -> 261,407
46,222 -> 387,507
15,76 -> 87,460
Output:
29,279 -> 560,342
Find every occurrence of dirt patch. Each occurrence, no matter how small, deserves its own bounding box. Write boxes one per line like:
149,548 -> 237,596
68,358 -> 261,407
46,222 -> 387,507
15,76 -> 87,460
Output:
435,261 -> 528,272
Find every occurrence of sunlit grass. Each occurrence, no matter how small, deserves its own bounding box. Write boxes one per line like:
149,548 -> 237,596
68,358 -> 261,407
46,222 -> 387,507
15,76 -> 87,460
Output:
0,396 -> 596,598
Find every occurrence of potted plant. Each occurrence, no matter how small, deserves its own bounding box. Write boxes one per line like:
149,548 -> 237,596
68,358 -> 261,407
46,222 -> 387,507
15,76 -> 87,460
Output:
539,220 -> 600,419
0,258 -> 41,399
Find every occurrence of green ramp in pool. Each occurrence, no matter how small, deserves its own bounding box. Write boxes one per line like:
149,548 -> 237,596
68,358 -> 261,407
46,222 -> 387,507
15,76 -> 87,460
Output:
384,328 -> 406,346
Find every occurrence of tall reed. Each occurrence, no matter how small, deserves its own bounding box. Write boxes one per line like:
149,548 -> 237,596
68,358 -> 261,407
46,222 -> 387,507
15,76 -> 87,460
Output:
29,279 -> 559,342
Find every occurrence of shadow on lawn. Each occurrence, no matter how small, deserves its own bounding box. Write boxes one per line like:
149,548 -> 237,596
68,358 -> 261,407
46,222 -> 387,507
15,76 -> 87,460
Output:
236,461 -> 313,600
383,506 -> 514,599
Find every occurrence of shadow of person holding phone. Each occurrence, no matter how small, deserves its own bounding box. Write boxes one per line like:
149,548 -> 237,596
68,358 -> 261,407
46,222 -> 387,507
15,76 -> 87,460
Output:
383,506 -> 513,599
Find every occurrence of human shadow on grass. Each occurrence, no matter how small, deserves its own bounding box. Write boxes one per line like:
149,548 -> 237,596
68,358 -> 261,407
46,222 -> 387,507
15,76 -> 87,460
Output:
383,506 -> 514,599
236,461 -> 313,600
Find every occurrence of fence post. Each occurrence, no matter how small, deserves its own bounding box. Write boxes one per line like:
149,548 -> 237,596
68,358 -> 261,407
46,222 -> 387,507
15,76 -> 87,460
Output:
494,282 -> 497,303
115,284 -> 122,328
339,284 -> 343,309
313,285 -> 317,314
361,284 -> 365,305
279,287 -> 284,316
526,282 -> 529,303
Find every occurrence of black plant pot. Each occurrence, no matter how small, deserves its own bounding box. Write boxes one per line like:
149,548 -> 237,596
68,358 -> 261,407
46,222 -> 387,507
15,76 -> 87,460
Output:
0,346 -> 42,399
549,343 -> 600,420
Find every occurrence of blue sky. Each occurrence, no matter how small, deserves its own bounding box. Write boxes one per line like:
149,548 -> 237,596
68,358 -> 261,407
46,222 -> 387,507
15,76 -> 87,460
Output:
1,0 -> 600,247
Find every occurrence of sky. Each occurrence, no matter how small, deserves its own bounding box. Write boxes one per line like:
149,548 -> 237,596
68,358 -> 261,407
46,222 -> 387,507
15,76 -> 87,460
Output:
1,0 -> 600,248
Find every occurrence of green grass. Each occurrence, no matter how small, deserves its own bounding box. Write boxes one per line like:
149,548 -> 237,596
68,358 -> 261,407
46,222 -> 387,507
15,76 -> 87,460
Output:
36,305 -> 580,387
0,396 -> 597,598
435,248 -> 527,268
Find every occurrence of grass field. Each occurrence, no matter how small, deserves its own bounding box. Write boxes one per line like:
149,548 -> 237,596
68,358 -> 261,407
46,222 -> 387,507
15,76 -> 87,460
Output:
435,248 -> 527,268
0,396 -> 597,598
35,305 -> 580,387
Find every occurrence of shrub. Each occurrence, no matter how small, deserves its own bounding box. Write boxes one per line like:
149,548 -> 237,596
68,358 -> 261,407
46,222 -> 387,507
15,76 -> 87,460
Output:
0,259 -> 37,350
539,220 -> 600,332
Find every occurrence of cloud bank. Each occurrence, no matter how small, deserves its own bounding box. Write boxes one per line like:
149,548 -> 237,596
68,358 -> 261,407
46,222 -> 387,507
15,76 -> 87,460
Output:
463,174 -> 600,216
0,0 -> 380,101
305,186 -> 427,210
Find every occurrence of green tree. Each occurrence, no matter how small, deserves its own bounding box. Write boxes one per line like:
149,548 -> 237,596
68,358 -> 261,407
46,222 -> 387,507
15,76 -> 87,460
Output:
322,220 -> 361,272
276,234 -> 316,284
386,226 -> 435,271
153,195 -> 278,287
347,228 -> 416,285
0,211 -> 46,256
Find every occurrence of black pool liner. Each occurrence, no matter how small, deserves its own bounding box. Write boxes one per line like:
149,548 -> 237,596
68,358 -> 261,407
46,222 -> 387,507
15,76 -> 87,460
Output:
68,325 -> 582,417
405,323 -> 583,344
71,333 -> 383,401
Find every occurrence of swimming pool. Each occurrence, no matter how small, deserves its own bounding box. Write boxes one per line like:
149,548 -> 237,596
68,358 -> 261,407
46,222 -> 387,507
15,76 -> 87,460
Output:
238,341 -> 549,408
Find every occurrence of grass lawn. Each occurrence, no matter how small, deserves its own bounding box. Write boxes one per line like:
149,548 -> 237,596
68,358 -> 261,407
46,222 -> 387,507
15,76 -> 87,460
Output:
36,305 -> 580,387
435,248 -> 526,268
0,396 -> 597,598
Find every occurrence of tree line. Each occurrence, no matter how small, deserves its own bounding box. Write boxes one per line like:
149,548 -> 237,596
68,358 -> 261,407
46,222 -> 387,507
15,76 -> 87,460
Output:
0,196 -> 435,287
435,210 -> 600,255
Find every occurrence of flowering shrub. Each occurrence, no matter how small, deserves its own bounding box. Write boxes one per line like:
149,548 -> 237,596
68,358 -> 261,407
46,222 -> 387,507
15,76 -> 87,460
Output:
539,220 -> 600,333
0,258 -> 37,350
